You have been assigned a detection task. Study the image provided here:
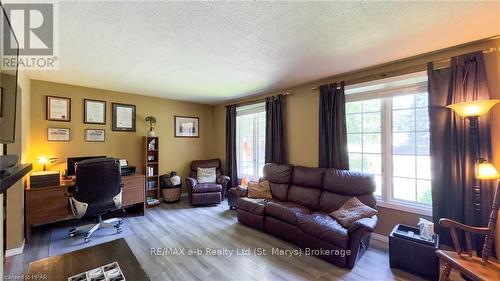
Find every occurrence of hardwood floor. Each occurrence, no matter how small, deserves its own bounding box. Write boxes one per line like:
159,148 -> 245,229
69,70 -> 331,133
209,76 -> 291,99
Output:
6,197 -> 431,281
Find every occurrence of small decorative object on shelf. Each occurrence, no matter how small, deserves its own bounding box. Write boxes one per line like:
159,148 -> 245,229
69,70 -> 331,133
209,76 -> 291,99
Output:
148,139 -> 156,150
144,136 -> 160,207
145,116 -> 157,137
146,196 -> 160,206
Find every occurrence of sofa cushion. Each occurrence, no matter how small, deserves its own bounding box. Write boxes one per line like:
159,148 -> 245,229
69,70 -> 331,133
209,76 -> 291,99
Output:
269,183 -> 289,201
323,169 -> 375,195
297,212 -> 349,248
192,183 -> 222,193
318,191 -> 377,213
263,163 -> 294,184
287,185 -> 322,210
291,166 -> 326,188
248,180 -> 273,199
265,200 -> 311,224
236,197 -> 267,215
329,197 -> 378,228
263,163 -> 294,201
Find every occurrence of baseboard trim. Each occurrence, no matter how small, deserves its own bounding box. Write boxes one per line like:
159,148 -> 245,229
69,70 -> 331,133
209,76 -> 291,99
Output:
370,232 -> 389,244
5,239 -> 25,257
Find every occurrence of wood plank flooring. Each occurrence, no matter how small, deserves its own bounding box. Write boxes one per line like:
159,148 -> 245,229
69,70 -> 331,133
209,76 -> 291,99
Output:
6,197 -> 434,281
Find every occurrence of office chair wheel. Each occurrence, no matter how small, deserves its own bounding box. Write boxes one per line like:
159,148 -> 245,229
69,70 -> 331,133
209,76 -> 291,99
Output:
84,237 -> 91,243
116,227 -> 122,234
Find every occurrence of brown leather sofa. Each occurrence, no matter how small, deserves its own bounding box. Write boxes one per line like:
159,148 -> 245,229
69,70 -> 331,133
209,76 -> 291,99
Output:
185,159 -> 230,206
236,163 -> 377,269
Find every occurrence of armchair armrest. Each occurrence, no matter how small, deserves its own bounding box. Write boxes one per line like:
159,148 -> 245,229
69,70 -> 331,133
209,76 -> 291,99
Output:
348,215 -> 378,234
186,177 -> 198,187
217,175 -> 230,185
439,218 -> 489,234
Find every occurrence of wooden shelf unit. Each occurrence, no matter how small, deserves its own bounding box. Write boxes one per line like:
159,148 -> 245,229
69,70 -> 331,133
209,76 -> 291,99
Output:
144,136 -> 160,207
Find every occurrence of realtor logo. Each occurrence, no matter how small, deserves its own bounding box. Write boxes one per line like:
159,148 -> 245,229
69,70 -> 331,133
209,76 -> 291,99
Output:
2,1 -> 58,69
3,3 -> 53,55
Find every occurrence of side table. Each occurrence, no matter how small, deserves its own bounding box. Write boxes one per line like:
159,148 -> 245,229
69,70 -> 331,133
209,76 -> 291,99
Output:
389,224 -> 440,281
227,186 -> 247,210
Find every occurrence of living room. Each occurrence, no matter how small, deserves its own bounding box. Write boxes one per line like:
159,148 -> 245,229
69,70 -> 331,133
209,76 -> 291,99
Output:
1,1 -> 500,280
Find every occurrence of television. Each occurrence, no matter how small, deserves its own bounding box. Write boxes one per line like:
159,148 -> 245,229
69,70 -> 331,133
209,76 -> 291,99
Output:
67,156 -> 106,176
0,4 -> 19,144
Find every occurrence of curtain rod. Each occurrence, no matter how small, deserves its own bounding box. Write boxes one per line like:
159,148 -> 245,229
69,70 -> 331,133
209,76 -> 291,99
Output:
233,91 -> 291,107
310,46 -> 500,90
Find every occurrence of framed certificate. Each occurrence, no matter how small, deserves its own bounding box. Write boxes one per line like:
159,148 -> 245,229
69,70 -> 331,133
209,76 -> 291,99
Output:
47,128 -> 70,141
174,116 -> 199,138
112,103 -> 136,132
85,129 -> 105,142
84,99 -> 106,124
46,96 -> 71,122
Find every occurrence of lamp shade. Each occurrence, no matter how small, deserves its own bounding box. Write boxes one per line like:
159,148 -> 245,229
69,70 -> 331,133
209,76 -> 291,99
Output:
447,100 -> 500,117
477,162 -> 500,180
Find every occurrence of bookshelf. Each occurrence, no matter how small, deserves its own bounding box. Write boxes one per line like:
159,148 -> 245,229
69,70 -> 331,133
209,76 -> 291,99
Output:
144,136 -> 160,207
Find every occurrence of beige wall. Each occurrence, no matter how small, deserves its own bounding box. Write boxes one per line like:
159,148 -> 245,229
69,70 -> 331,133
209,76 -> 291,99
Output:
5,70 -> 31,251
213,38 -> 500,236
30,80 -> 215,187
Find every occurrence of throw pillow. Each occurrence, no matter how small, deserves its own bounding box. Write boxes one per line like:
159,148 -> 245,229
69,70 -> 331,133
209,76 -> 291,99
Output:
247,180 -> 273,199
197,167 -> 217,183
329,197 -> 378,228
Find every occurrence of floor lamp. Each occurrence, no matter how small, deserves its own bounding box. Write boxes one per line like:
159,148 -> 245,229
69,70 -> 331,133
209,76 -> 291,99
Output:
447,99 -> 499,253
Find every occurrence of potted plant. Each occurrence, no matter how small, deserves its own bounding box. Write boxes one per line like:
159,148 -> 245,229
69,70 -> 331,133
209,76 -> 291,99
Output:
145,116 -> 157,137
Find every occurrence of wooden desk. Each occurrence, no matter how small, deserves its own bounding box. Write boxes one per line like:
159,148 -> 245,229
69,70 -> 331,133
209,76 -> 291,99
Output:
25,174 -> 145,242
27,238 -> 150,280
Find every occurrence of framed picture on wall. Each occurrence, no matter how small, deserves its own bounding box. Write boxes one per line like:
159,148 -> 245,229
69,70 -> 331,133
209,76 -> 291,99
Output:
46,96 -> 71,122
112,103 -> 136,132
84,99 -> 106,124
174,116 -> 199,138
85,129 -> 105,142
47,127 -> 70,141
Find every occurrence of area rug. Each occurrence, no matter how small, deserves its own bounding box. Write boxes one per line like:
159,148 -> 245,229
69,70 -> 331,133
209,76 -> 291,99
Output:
49,220 -> 132,256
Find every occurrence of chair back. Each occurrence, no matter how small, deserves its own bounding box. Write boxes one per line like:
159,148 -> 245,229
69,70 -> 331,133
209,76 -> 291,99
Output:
74,157 -> 122,205
189,159 -> 222,179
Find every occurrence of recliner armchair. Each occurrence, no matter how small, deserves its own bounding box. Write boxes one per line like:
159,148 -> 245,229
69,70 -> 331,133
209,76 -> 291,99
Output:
185,159 -> 230,206
66,157 -> 124,243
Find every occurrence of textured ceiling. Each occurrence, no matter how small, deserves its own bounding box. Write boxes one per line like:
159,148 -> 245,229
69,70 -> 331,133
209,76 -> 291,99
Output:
25,1 -> 500,104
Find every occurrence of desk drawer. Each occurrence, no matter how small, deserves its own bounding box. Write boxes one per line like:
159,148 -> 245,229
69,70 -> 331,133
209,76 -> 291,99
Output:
26,187 -> 71,224
122,174 -> 144,206
122,186 -> 144,206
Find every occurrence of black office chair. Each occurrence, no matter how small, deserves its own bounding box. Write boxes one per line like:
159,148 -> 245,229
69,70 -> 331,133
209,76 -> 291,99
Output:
67,157 -> 123,243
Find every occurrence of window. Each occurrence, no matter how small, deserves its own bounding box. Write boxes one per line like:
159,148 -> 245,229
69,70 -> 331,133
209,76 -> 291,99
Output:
236,103 -> 266,181
345,72 -> 432,215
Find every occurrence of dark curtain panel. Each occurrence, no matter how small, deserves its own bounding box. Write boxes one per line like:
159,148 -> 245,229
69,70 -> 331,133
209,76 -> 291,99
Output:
318,82 -> 349,169
428,51 -> 494,248
265,94 -> 286,164
225,105 -> 238,188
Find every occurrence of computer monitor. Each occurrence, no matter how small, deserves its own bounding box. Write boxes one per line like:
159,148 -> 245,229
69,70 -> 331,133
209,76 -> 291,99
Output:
67,156 -> 106,176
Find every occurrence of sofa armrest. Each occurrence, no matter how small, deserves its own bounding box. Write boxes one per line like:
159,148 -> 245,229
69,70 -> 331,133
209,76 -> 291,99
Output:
236,186 -> 248,197
348,215 -> 378,234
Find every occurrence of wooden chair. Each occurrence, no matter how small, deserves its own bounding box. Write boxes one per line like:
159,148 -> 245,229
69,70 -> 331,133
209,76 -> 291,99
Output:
436,181 -> 500,281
